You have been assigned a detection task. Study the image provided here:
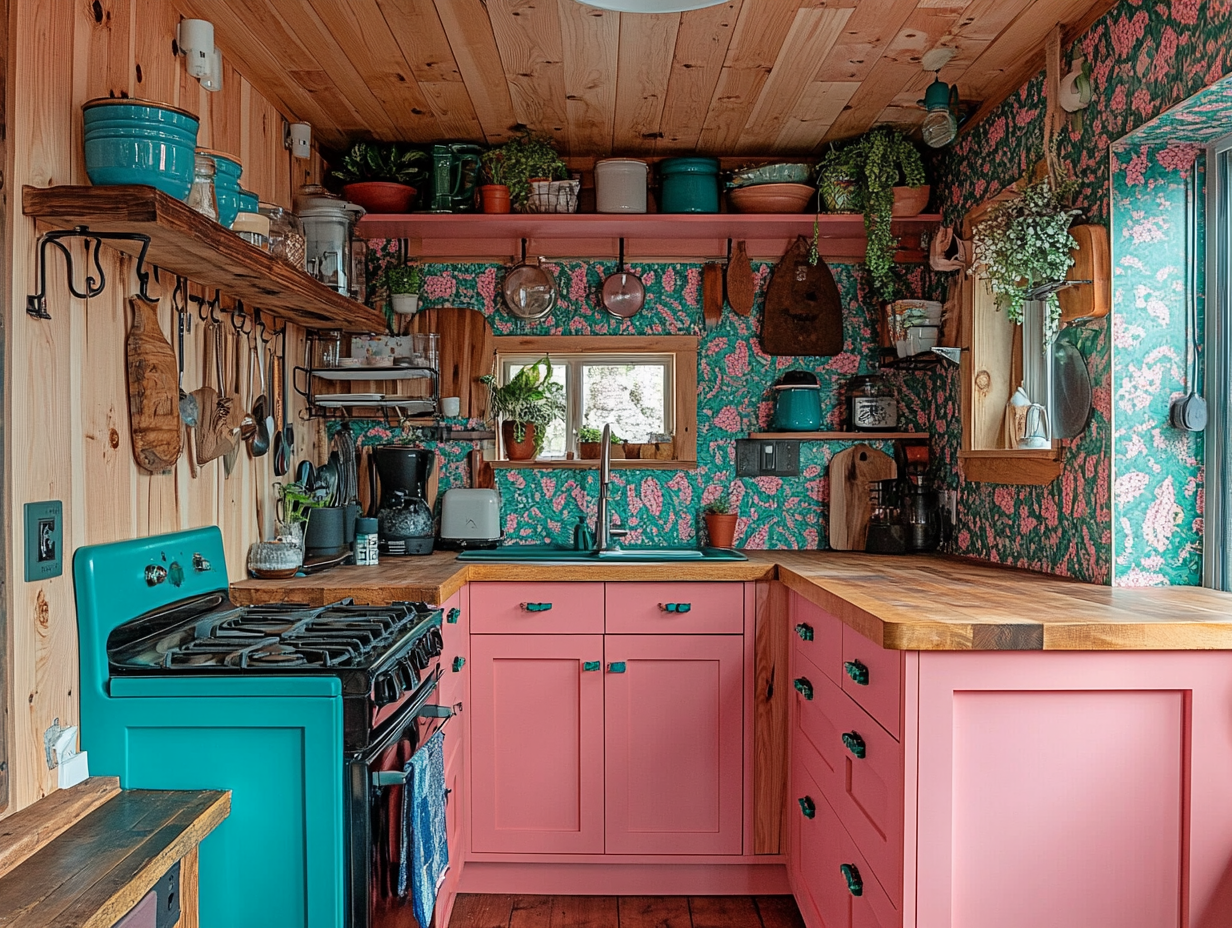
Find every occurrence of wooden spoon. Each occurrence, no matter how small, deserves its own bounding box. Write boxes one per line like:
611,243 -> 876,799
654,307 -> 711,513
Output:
726,240 -> 755,316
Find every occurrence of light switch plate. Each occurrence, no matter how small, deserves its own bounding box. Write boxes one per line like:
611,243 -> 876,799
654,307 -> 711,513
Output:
735,440 -> 800,477
25,500 -> 63,581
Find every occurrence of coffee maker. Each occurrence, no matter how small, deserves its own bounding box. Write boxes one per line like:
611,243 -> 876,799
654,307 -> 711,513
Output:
368,446 -> 435,556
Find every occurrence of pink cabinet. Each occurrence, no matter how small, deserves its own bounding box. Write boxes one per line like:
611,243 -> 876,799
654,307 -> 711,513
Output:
439,589 -> 468,708
604,634 -> 745,855
604,583 -> 744,635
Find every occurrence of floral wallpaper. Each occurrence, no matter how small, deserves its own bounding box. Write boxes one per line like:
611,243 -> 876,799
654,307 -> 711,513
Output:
346,244 -> 919,549
919,0 -> 1232,585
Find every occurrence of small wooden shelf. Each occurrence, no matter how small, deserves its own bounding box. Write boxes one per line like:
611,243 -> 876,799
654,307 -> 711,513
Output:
311,367 -> 434,381
23,185 -> 388,332
492,459 -> 698,470
357,211 -> 941,262
748,431 -> 927,440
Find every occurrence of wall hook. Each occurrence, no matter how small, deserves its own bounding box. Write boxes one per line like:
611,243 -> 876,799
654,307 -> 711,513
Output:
26,226 -> 157,319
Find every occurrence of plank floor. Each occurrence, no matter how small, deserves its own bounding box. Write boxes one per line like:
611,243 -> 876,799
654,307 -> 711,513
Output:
449,894 -> 806,928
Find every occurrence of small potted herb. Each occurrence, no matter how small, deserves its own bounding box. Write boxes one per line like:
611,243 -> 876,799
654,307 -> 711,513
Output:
331,141 -> 428,213
702,492 -> 739,549
480,356 -> 566,460
386,265 -> 423,315
577,426 -> 622,460
487,131 -> 570,212
479,148 -> 511,214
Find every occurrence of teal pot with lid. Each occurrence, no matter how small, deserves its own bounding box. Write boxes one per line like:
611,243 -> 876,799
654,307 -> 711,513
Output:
82,98 -> 200,200
772,371 -> 823,431
659,157 -> 720,213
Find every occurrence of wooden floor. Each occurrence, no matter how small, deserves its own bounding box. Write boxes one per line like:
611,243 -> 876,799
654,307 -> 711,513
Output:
449,894 -> 806,928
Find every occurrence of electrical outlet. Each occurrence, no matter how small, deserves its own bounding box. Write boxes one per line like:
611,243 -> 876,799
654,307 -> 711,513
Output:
736,440 -> 800,477
25,500 -> 63,581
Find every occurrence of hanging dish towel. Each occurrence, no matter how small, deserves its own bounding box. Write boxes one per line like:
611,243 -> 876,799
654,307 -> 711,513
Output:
399,728 -> 449,928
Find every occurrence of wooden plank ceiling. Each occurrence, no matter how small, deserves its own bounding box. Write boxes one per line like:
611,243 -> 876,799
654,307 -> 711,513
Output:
172,0 -> 1113,156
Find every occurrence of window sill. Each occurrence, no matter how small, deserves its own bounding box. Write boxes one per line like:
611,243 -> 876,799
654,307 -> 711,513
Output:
959,449 -> 1063,485
491,459 -> 699,471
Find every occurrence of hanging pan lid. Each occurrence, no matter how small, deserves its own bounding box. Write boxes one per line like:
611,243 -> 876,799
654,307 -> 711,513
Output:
502,240 -> 556,320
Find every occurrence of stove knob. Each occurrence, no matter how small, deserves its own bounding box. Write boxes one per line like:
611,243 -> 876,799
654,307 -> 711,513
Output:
397,658 -> 418,688
427,627 -> 444,656
375,673 -> 400,706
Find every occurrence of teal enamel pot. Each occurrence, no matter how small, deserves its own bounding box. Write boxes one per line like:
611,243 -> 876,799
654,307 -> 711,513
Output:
659,157 -> 720,213
82,98 -> 200,200
773,371 -> 823,431
199,148 -> 243,228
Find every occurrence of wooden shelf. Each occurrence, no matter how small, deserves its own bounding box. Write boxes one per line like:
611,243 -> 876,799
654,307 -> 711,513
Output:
356,211 -> 941,262
491,459 -> 698,470
748,431 -> 927,440
22,185 -> 388,332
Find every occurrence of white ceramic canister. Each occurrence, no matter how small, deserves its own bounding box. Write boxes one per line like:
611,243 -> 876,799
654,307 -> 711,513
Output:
595,158 -> 649,213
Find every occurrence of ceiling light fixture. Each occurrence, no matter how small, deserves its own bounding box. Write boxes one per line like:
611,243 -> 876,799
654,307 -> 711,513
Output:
918,48 -> 960,149
575,0 -> 728,12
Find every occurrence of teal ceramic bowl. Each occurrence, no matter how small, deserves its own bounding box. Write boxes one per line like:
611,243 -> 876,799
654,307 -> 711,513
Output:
82,98 -> 200,200
660,157 -> 720,213
199,148 -> 243,228
237,187 -> 259,215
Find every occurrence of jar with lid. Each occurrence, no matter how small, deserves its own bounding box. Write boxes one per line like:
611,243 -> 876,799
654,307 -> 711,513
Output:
354,517 -> 379,566
186,153 -> 217,221
848,374 -> 898,431
259,202 -> 307,271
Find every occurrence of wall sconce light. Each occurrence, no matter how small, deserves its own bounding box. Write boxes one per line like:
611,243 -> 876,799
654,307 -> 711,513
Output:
285,122 -> 312,159
1059,56 -> 1093,112
200,48 -> 223,93
178,19 -> 221,93
920,75 -> 959,148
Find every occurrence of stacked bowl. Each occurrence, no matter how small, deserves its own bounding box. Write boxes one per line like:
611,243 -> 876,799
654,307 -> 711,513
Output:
82,98 -> 200,200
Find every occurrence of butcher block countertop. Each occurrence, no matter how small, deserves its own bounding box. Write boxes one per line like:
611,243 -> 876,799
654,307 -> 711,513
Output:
230,550 -> 1232,651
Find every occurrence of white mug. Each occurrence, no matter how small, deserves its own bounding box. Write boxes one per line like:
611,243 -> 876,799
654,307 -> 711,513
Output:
441,396 -> 461,417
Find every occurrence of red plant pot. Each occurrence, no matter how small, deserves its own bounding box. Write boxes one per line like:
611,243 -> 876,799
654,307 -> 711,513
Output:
502,421 -> 538,461
704,512 -> 739,549
891,185 -> 931,217
342,181 -> 417,214
481,184 -> 512,214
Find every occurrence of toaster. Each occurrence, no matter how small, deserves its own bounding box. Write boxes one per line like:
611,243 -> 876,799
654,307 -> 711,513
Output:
439,489 -> 502,549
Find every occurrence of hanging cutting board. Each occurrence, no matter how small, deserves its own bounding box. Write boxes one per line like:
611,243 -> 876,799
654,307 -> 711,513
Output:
126,298 -> 182,474
761,236 -> 843,356
726,240 -> 755,316
702,262 -> 724,328
828,444 -> 896,551
1058,224 -> 1110,323
410,307 -> 495,419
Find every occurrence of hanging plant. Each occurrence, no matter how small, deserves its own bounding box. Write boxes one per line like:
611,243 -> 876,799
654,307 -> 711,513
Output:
968,176 -> 1080,344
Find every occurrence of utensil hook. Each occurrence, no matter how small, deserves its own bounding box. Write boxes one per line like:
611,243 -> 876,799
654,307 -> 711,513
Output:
618,237 -> 625,272
520,237 -> 528,264
254,309 -> 271,345
230,299 -> 253,336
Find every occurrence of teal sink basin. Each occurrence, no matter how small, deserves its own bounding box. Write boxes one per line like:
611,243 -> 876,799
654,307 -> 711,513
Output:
457,545 -> 747,564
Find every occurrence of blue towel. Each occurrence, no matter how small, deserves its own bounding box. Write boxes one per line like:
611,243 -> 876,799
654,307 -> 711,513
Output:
399,729 -> 449,928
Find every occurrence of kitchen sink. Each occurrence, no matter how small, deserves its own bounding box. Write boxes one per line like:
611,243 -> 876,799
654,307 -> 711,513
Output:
456,545 -> 747,564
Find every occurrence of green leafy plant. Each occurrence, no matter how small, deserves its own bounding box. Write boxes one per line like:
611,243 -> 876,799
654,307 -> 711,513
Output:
480,148 -> 508,187
331,141 -> 428,186
277,482 -> 323,526
702,492 -> 732,516
578,426 -> 622,444
969,175 -> 1080,344
386,265 -> 423,295
484,131 -> 567,208
814,128 -> 926,300
480,356 -> 567,456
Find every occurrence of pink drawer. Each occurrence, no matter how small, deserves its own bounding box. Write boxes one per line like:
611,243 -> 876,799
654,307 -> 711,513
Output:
604,582 -> 743,634
792,650 -> 845,794
841,625 -> 903,738
843,817 -> 900,928
469,582 -> 604,634
792,594 -> 843,686
792,760 -> 850,928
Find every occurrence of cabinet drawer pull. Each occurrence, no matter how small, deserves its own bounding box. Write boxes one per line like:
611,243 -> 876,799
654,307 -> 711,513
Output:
583,661 -> 601,672
659,602 -> 692,613
608,662 -> 627,673
841,731 -> 866,759
446,608 -> 460,624
452,656 -> 465,672
840,863 -> 863,897
843,659 -> 869,685
522,602 -> 553,612
794,622 -> 814,641
797,796 -> 816,819
793,677 -> 813,700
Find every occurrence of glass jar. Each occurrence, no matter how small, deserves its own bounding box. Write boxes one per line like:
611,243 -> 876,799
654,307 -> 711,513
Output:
186,153 -> 217,221
314,331 -> 343,369
848,374 -> 898,431
260,202 -> 307,271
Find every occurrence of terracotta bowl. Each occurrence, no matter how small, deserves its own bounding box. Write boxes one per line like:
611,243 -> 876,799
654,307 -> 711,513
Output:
891,185 -> 931,217
727,183 -> 816,214
342,181 -> 417,214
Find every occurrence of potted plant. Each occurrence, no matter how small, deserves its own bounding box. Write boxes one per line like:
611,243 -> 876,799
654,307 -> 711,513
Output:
969,175 -> 1080,345
814,128 -> 927,300
577,425 -> 622,460
702,493 -> 739,549
480,356 -> 566,461
487,131 -> 569,212
331,141 -> 428,213
479,148 -> 511,214
386,265 -> 423,315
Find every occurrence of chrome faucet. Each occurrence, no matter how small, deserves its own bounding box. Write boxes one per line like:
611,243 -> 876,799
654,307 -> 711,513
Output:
595,424 -> 627,553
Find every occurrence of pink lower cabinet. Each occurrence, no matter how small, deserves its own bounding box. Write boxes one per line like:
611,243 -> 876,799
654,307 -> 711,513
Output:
604,634 -> 745,854
469,634 -> 605,853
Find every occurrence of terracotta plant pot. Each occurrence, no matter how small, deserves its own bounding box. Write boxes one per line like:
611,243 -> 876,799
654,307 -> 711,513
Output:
502,421 -> 537,461
705,512 -> 739,549
341,181 -> 417,214
579,441 -> 602,460
623,442 -> 643,459
480,184 -> 511,214
891,184 -> 931,217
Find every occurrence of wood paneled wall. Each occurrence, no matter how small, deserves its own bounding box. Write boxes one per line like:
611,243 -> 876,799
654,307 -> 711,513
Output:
4,0 -> 322,814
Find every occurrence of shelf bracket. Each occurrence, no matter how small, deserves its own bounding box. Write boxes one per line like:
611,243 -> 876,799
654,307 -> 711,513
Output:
27,225 -> 158,319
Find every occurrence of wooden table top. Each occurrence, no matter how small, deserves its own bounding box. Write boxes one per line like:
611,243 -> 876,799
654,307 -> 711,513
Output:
230,550 -> 1232,651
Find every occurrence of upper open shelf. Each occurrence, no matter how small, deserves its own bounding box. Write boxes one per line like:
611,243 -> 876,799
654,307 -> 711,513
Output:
357,212 -> 942,262
23,185 -> 388,332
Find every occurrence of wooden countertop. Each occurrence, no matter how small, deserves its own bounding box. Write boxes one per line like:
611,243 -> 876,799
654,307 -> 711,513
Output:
230,550 -> 1232,651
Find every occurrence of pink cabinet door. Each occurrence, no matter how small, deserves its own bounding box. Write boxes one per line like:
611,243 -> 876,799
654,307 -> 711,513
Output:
793,757 -> 851,928
469,634 -> 605,853
603,634 -> 744,855
604,582 -> 744,634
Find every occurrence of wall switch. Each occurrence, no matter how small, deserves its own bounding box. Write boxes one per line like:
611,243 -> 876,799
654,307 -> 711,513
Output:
25,500 -> 63,581
736,440 -> 800,477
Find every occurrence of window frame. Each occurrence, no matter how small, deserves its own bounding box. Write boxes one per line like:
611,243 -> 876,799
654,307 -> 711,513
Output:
1205,134 -> 1232,590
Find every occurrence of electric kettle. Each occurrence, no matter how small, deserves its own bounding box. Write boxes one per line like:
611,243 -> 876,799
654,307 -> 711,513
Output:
428,143 -> 484,212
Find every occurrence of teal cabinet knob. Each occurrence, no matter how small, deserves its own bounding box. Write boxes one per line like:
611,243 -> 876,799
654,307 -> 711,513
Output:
840,863 -> 863,897
843,659 -> 869,685
608,662 -> 626,673
522,602 -> 553,612
446,608 -> 460,624
842,731 -> 866,759
795,623 -> 814,641
583,661 -> 601,672
798,796 -> 816,819
452,656 -> 465,672
660,602 -> 692,613
793,677 -> 813,700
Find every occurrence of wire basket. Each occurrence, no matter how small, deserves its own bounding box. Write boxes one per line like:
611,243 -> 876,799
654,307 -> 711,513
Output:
523,179 -> 580,214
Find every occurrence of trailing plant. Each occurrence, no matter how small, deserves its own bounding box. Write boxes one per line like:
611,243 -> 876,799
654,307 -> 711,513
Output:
702,492 -> 732,516
480,356 -> 567,456
331,141 -> 428,186
969,175 -> 1080,344
485,131 -> 567,208
386,265 -> 423,295
813,128 -> 926,300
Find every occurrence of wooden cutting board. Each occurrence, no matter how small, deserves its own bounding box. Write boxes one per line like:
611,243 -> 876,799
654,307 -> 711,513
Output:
469,449 -> 494,490
726,240 -> 755,316
828,444 -> 896,551
410,307 -> 495,418
703,262 -> 724,328
126,298 -> 182,474
1058,224 -> 1110,323
761,236 -> 843,356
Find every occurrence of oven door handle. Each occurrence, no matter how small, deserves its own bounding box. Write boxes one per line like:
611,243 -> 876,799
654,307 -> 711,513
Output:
356,669 -> 442,766
367,705 -> 456,789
